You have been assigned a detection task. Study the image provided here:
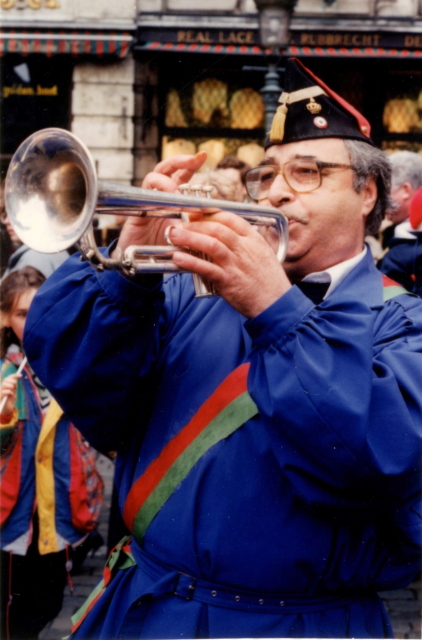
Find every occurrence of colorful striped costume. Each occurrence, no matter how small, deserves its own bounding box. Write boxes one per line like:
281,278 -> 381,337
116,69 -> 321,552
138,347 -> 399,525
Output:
1,348 -> 104,554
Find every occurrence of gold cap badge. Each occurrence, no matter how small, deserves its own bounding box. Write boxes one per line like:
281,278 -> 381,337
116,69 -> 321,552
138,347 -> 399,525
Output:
306,98 -> 322,114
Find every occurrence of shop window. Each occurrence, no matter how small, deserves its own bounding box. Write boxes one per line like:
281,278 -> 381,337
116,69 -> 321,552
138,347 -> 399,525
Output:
383,98 -> 421,134
165,78 -> 264,131
162,136 -> 265,172
230,88 -> 265,129
162,73 -> 265,169
382,70 -> 422,153
192,79 -> 229,127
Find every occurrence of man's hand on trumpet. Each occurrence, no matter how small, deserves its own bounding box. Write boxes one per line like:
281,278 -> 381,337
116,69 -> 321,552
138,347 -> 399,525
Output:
111,152 -> 207,259
113,152 -> 291,318
169,211 -> 291,318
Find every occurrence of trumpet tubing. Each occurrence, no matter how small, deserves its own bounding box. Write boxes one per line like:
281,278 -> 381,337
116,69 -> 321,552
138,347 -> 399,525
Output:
5,128 -> 288,296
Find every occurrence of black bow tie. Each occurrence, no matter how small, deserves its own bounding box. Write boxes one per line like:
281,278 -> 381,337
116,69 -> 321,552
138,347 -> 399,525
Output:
295,281 -> 330,304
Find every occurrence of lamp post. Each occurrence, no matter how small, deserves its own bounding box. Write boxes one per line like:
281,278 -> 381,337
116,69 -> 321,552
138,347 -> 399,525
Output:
253,0 -> 297,133
254,0 -> 298,52
260,66 -> 284,136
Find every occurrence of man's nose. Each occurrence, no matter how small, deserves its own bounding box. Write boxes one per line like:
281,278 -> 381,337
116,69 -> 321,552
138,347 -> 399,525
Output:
267,173 -> 295,208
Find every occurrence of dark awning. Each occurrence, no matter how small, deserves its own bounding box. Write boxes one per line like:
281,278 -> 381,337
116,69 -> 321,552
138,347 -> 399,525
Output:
137,41 -> 264,55
289,44 -> 422,58
0,29 -> 133,58
136,41 -> 421,59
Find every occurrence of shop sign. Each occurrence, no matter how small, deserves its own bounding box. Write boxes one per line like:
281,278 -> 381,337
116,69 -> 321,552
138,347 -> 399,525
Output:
139,28 -> 258,47
3,84 -> 58,98
2,60 -> 60,100
176,30 -> 256,45
1,56 -> 71,156
289,31 -> 421,49
137,27 -> 422,51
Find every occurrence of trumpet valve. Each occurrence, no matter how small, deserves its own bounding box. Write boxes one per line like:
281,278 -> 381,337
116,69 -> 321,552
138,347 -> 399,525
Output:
202,186 -> 213,199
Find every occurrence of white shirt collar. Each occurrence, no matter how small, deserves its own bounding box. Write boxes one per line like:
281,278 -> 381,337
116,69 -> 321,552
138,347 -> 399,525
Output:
394,219 -> 416,239
301,246 -> 367,299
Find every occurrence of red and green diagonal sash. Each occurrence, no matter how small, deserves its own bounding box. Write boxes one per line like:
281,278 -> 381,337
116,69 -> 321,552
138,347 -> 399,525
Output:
71,536 -> 135,634
123,363 -> 258,543
382,274 -> 409,301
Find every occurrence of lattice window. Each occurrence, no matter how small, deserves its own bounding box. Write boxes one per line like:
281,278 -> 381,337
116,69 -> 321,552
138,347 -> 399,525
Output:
381,70 -> 422,153
382,71 -> 422,135
165,78 -> 265,130
162,136 -> 265,171
163,73 -> 265,169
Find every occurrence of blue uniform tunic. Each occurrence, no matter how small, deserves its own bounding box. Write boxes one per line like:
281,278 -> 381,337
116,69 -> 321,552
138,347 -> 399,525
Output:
24,249 -> 422,639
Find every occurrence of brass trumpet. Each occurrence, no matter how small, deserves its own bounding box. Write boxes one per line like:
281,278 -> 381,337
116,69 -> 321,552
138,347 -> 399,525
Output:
5,128 -> 288,296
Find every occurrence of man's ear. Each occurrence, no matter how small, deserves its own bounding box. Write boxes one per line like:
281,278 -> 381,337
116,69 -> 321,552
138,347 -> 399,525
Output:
400,182 -> 414,203
361,177 -> 378,220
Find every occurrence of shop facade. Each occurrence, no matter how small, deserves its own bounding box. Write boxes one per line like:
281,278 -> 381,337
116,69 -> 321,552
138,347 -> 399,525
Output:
132,1 -> 422,184
0,0 -> 136,185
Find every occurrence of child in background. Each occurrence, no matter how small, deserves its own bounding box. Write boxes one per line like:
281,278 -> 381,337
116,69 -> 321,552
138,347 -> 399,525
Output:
0,267 -> 104,639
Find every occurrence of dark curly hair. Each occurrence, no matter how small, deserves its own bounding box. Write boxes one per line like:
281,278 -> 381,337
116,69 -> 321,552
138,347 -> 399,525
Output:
0,267 -> 45,358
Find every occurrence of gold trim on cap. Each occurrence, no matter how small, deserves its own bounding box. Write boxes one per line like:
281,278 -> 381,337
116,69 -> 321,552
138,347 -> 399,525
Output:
270,86 -> 327,142
277,86 -> 327,106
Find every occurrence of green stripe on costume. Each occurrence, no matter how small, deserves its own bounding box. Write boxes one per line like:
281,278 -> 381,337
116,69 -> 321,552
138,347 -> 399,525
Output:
133,391 -> 258,542
383,285 -> 409,301
71,536 -> 135,632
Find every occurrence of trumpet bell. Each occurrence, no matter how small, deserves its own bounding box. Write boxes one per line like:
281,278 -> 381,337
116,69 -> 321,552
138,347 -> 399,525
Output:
5,128 -> 98,253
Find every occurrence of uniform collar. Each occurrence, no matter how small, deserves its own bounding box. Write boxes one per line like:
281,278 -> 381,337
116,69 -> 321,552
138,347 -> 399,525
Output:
322,247 -> 385,308
301,246 -> 367,299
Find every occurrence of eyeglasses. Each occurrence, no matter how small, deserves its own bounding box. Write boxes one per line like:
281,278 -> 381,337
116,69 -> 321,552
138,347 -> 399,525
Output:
245,158 -> 355,201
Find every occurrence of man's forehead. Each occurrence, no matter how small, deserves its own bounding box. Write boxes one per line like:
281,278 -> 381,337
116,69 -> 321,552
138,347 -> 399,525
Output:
264,138 -> 347,164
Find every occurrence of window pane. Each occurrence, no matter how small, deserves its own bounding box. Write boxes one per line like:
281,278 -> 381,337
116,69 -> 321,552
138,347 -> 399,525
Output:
382,71 -> 422,134
162,136 -> 265,169
164,77 -> 265,130
230,88 -> 264,129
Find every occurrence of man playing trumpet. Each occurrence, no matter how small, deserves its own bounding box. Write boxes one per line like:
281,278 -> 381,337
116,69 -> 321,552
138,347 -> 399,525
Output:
24,58 -> 421,639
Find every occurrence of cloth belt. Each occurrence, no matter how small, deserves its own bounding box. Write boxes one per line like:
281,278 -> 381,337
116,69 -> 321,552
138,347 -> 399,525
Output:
131,538 -> 371,615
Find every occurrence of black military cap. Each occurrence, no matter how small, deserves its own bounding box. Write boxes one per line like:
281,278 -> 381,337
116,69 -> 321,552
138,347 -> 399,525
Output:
267,58 -> 373,147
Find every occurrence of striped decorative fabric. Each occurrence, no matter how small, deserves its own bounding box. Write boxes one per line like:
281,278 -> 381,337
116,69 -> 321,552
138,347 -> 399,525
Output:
123,363 -> 258,542
381,274 -> 410,300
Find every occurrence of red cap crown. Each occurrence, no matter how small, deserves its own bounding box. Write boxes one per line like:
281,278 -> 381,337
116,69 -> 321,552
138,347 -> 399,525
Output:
409,187 -> 422,230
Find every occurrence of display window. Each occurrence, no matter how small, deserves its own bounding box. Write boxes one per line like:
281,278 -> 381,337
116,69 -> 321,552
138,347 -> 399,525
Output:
382,70 -> 422,153
161,64 -> 266,170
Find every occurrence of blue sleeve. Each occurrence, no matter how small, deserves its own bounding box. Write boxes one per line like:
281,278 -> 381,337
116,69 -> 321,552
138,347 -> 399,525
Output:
378,244 -> 415,292
24,253 -> 167,452
245,286 -> 422,513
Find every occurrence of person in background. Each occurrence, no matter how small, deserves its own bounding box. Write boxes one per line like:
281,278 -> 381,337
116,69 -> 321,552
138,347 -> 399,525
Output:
0,206 -> 69,281
24,59 -> 421,639
381,151 -> 422,250
216,156 -> 251,202
188,168 -> 247,203
378,186 -> 422,297
0,267 -> 104,639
